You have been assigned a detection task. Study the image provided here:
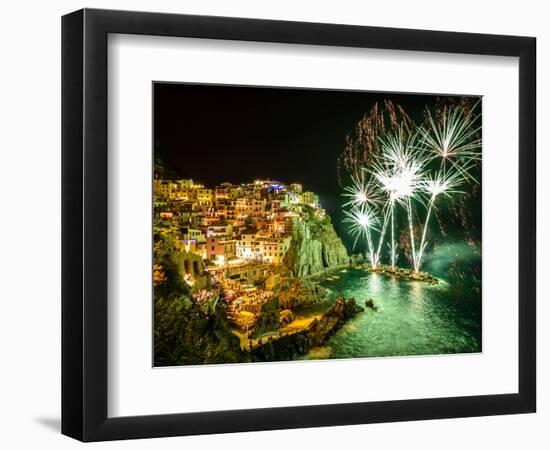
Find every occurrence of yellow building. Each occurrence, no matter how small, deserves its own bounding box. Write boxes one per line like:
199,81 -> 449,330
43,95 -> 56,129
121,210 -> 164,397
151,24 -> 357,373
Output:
288,183 -> 303,194
181,226 -> 205,243
153,180 -> 178,199
177,179 -> 194,189
259,237 -> 291,264
197,188 -> 214,206
206,223 -> 233,238
302,191 -> 319,207
153,179 -> 196,200
235,197 -> 266,218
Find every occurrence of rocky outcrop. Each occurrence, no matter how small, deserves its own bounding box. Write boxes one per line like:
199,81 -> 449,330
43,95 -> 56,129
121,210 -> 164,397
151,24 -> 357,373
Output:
284,208 -> 349,277
278,279 -> 328,309
249,297 -> 363,362
306,297 -> 364,346
365,298 -> 378,311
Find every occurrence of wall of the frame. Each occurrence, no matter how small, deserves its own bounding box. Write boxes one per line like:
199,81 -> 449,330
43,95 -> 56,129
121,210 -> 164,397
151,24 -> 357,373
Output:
0,1 -> 546,449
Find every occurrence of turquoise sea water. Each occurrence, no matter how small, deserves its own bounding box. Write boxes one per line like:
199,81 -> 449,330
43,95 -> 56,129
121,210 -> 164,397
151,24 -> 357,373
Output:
304,267 -> 482,360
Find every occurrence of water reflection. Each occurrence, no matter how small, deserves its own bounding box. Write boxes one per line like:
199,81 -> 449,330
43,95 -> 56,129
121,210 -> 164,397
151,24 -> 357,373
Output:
305,268 -> 481,360
368,273 -> 381,294
409,281 -> 424,310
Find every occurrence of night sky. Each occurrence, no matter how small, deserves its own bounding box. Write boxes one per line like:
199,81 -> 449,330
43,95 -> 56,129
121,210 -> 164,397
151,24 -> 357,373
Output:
153,83 -> 442,243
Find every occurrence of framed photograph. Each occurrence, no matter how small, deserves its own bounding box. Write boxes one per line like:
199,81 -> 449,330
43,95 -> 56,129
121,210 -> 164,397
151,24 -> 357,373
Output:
62,8 -> 536,441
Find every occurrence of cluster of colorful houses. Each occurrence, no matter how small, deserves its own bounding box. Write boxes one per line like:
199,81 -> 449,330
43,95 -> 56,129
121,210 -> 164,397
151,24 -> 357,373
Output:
154,178 -> 324,288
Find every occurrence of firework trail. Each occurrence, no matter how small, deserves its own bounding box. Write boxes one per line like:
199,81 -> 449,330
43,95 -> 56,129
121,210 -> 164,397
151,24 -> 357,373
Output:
414,169 -> 464,272
372,128 -> 426,269
343,204 -> 379,267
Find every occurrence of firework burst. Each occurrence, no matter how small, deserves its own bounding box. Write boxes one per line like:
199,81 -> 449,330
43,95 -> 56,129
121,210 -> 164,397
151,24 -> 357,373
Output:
342,172 -> 381,209
343,204 -> 379,266
373,156 -> 427,269
379,127 -> 421,170
421,169 -> 464,200
420,101 -> 481,182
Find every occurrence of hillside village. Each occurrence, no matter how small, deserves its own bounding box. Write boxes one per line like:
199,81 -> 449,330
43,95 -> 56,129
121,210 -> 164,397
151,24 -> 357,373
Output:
154,178 -> 322,268
153,177 -> 351,343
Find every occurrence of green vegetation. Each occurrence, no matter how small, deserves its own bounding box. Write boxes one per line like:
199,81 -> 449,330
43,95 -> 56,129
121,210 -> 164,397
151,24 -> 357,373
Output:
154,297 -> 243,366
153,217 -> 243,366
249,298 -> 281,337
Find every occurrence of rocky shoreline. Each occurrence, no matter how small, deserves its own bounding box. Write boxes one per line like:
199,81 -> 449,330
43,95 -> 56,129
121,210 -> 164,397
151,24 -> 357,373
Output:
248,297 -> 364,362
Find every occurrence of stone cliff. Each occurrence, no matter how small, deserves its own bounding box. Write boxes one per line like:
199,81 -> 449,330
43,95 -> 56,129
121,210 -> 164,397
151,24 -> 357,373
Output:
284,207 -> 349,277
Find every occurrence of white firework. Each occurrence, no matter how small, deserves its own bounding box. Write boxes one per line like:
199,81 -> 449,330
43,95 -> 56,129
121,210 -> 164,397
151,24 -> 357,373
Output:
372,130 -> 428,269
379,127 -> 420,170
421,169 -> 464,199
343,205 -> 378,266
420,102 -> 481,182
342,172 -> 380,209
414,169 -> 465,273
374,163 -> 422,204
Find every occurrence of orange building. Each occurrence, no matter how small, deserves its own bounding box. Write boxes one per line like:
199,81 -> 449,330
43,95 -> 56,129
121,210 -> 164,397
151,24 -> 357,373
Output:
206,236 -> 237,265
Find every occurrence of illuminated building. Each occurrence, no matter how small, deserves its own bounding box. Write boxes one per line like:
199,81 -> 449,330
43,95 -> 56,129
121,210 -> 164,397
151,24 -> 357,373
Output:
206,236 -> 237,264
302,191 -> 319,207
235,198 -> 266,218
259,237 -> 291,264
206,223 -> 233,238
236,230 -> 262,260
181,226 -> 206,243
197,188 -> 214,206
288,183 -> 303,194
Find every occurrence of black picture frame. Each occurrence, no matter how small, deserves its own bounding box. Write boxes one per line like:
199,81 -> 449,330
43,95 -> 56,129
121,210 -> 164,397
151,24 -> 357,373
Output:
61,8 -> 536,442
